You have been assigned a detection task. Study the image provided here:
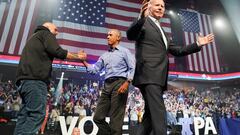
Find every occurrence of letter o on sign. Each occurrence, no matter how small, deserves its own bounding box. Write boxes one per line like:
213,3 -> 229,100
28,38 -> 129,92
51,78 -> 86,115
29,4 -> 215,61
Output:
78,116 -> 98,135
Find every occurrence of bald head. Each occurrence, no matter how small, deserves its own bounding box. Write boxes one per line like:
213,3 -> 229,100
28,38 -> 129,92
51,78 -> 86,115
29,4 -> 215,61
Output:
43,22 -> 58,36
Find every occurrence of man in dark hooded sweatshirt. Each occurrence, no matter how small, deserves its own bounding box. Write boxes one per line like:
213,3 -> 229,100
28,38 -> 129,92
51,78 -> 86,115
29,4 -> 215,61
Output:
14,22 -> 83,135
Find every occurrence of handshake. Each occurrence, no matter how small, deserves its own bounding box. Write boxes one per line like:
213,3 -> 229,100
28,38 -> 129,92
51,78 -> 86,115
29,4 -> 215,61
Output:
77,50 -> 87,61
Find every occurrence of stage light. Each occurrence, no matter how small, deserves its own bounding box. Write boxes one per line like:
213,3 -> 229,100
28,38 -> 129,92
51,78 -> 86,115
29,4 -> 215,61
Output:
214,18 -> 225,29
167,10 -> 178,19
55,72 -> 64,105
169,10 -> 175,16
220,0 -> 240,43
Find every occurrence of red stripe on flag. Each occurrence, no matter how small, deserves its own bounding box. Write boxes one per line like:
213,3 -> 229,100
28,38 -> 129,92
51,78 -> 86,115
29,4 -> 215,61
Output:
26,0 -> 40,43
201,14 -> 211,72
3,0 -> 21,53
160,22 -> 171,28
200,14 -> 211,72
58,27 -> 132,43
0,3 -> 10,44
188,33 -> 194,71
180,10 -> 220,73
206,16 -> 217,72
182,32 -> 189,71
106,13 -> 135,22
13,1 -> 31,54
123,0 -> 142,4
59,39 -> 134,53
53,0 -> 173,65
108,3 -> 140,13
199,43 -> 206,72
58,39 -> 109,51
59,27 -> 107,39
194,34 -> 200,71
106,23 -> 128,31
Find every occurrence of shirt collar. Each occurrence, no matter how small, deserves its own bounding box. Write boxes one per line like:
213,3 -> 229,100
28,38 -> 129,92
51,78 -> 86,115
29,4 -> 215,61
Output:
148,16 -> 159,24
108,46 -> 120,52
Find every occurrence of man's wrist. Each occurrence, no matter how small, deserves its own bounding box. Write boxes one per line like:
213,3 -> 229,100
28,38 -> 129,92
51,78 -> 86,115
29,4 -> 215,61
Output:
127,79 -> 132,83
196,40 -> 202,47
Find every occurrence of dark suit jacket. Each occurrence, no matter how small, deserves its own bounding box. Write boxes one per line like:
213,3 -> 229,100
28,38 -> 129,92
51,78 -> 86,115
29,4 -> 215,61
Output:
127,17 -> 201,89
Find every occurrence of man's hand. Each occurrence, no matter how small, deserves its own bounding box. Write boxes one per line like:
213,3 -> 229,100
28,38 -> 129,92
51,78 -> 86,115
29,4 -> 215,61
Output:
66,53 -> 79,59
78,50 -> 89,67
197,33 -> 214,46
78,50 -> 87,61
140,0 -> 149,18
117,81 -> 130,94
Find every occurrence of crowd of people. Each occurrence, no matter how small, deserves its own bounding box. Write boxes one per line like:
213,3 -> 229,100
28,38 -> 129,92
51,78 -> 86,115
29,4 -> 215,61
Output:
164,87 -> 240,125
0,79 -> 240,133
0,81 -> 240,124
0,80 -> 21,119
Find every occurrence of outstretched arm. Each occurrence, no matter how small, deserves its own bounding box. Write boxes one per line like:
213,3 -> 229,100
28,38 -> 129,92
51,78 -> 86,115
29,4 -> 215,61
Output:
66,52 -> 80,59
78,50 -> 103,74
169,33 -> 215,56
197,34 -> 215,46
78,50 -> 89,67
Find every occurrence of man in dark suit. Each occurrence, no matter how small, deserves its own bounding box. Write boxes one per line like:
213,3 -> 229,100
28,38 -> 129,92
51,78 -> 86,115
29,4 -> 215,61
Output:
127,0 -> 214,134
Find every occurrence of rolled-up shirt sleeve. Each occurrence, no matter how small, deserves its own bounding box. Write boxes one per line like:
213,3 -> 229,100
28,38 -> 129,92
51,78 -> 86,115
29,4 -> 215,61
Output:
86,56 -> 104,74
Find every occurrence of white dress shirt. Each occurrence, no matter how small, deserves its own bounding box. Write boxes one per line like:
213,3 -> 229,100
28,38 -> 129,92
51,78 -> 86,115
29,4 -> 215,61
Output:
149,16 -> 168,49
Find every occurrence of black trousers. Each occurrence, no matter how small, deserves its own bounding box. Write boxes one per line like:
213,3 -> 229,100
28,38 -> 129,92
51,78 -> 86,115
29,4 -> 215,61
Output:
137,84 -> 167,135
93,78 -> 128,135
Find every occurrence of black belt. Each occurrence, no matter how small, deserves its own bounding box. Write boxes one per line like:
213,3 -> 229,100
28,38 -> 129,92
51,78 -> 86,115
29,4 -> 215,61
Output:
105,77 -> 126,83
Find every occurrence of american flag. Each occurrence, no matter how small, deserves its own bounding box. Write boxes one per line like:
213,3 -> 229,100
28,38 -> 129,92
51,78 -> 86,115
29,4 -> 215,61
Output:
179,9 -> 220,73
0,0 -> 174,66
52,0 -> 174,64
0,0 -> 39,55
